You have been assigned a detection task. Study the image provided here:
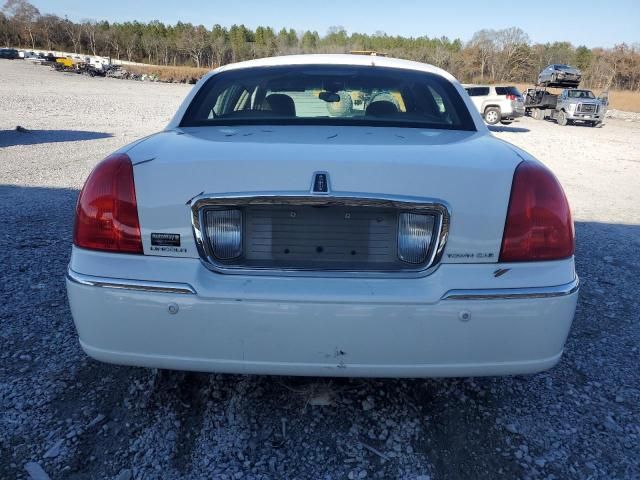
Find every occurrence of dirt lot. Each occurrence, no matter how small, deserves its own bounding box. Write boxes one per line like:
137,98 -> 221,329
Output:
1,60 -> 639,480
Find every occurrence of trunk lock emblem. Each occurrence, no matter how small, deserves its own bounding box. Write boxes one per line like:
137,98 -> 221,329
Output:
311,172 -> 330,194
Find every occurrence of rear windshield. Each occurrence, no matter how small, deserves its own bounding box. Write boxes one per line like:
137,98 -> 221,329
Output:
495,86 -> 522,96
181,65 -> 475,131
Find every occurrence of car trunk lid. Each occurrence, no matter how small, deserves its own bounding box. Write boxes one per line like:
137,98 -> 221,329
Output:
128,126 -> 521,266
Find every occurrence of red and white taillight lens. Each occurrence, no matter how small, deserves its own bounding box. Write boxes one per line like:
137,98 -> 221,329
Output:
499,161 -> 574,262
73,153 -> 143,254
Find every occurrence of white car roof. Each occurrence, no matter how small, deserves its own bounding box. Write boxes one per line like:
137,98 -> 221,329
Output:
211,54 -> 457,82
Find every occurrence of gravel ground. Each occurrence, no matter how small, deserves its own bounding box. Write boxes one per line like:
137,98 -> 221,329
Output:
606,109 -> 640,122
1,60 -> 639,480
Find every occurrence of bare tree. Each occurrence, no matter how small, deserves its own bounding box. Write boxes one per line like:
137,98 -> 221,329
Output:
82,20 -> 99,56
62,17 -> 82,53
469,30 -> 496,82
37,14 -> 61,51
105,27 -> 122,60
2,0 -> 40,48
123,30 -> 139,61
178,24 -> 208,68
431,38 -> 454,70
495,27 -> 531,81
158,34 -> 172,65
0,10 -> 18,46
141,29 -> 159,63
210,34 -> 228,68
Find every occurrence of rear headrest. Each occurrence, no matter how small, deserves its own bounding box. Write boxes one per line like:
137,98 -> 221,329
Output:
365,100 -> 398,116
263,94 -> 296,116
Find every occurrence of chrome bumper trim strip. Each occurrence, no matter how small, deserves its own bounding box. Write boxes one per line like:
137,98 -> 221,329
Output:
66,268 -> 197,295
67,268 -> 578,301
441,277 -> 579,301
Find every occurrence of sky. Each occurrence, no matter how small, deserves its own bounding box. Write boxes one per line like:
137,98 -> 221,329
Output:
31,0 -> 639,48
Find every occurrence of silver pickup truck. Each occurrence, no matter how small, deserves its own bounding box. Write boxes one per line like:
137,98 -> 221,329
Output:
556,89 -> 605,126
525,88 -> 605,127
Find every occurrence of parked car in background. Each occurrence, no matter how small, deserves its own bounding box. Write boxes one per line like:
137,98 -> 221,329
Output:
67,54 -> 578,378
463,85 -> 525,125
0,48 -> 20,60
23,51 -> 43,61
538,64 -> 582,88
43,52 -> 58,63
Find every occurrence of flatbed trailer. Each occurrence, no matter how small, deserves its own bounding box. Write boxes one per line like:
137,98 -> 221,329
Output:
523,87 -> 558,119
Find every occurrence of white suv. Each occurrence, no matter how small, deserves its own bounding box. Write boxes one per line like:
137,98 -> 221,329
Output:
463,85 -> 525,125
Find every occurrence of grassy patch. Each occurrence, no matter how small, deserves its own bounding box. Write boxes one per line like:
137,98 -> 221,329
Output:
123,64 -> 210,84
607,90 -> 640,112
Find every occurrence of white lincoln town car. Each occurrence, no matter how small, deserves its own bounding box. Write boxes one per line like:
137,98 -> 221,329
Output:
66,54 -> 578,377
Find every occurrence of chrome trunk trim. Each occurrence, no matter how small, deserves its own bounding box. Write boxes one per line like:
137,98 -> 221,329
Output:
190,192 -> 450,278
441,277 -> 579,300
66,268 -> 197,295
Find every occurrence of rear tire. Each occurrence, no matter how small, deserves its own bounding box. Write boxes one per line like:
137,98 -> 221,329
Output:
484,107 -> 501,125
500,120 -> 513,125
557,110 -> 568,126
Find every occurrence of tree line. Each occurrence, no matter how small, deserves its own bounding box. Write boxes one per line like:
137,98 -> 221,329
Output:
2,0 -> 640,90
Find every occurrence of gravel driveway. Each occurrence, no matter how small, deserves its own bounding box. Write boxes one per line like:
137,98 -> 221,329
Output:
1,60 -> 639,480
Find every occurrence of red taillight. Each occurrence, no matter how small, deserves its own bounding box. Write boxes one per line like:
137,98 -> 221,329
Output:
500,161 -> 574,262
73,153 -> 143,254
506,94 -> 517,101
